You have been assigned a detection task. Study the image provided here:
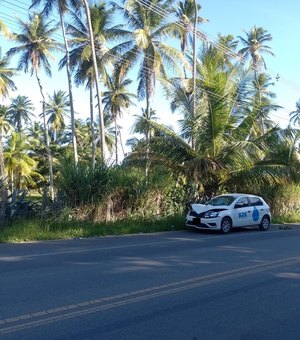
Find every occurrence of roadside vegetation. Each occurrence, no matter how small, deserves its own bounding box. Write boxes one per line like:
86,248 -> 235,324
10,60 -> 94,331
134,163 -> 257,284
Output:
0,1 -> 300,242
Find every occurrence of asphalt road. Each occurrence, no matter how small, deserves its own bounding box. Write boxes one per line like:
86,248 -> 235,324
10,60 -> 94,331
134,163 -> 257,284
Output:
1,225 -> 300,340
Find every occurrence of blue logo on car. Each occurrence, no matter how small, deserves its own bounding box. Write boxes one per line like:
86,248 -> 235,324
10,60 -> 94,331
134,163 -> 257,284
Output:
252,206 -> 259,221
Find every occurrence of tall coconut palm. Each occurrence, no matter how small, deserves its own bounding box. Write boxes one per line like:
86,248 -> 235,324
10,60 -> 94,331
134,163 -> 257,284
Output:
0,106 -> 11,213
7,13 -> 61,200
114,0 -> 186,130
172,0 -> 208,78
62,2 -> 127,163
81,0 -> 105,162
45,90 -> 70,141
248,72 -> 279,136
102,71 -> 136,164
30,0 -> 81,164
7,95 -> 34,132
0,51 -> 16,223
114,0 -> 186,177
238,26 -> 274,72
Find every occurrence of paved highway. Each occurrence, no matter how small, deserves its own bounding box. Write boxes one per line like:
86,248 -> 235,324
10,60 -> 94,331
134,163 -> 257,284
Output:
0,225 -> 300,339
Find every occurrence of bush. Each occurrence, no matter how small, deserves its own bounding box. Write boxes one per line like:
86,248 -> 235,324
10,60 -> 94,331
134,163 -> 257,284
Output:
58,161 -> 111,208
262,184 -> 300,219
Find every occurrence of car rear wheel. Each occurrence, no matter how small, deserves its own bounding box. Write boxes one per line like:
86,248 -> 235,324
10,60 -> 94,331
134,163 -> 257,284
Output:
221,217 -> 232,234
259,215 -> 270,231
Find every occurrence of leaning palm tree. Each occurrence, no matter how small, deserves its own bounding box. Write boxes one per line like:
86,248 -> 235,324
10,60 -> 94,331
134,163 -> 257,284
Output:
6,13 -> 61,200
45,90 -> 70,141
7,95 -> 34,132
30,0 -> 81,164
102,70 -> 136,164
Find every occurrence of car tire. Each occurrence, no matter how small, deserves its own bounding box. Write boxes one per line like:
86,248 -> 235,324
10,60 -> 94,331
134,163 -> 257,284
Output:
220,217 -> 232,234
259,215 -> 270,231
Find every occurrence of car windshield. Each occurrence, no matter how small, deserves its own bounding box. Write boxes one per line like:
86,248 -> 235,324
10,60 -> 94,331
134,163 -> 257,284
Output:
206,195 -> 236,206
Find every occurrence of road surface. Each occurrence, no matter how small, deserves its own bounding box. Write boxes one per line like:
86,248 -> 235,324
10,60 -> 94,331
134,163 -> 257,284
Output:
0,225 -> 300,339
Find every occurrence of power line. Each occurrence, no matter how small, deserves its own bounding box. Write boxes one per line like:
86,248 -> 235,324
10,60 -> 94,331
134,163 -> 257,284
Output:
135,0 -> 300,95
0,0 -> 295,125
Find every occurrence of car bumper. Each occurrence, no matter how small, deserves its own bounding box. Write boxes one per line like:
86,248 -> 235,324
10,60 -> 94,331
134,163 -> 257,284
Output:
186,215 -> 221,230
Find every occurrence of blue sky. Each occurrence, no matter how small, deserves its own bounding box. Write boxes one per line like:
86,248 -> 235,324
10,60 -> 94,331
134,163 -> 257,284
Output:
1,0 -> 300,134
199,0 -> 300,127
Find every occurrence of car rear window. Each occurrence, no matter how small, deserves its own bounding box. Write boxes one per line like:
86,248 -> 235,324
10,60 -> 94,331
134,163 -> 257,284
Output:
249,197 -> 264,206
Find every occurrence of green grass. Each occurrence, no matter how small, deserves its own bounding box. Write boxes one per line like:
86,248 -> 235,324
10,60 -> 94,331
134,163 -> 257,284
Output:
272,215 -> 300,224
1,213 -> 299,243
0,215 -> 186,243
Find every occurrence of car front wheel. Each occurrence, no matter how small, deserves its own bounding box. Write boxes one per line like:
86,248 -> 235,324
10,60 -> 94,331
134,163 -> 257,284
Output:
259,215 -> 270,231
220,217 -> 232,234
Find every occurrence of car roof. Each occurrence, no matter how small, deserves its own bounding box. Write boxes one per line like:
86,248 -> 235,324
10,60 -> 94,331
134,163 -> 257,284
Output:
216,193 -> 260,198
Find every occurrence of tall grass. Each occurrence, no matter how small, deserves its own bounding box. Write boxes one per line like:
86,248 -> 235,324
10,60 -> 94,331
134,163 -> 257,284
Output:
58,161 -> 111,207
0,214 -> 185,243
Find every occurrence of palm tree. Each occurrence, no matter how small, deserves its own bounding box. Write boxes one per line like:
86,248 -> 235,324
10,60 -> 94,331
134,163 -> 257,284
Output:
7,95 -> 34,132
7,13 -> 61,200
63,2 -> 127,163
4,132 -> 41,192
30,0 -> 81,164
238,26 -> 274,72
173,0 -> 208,78
45,90 -> 70,141
0,51 -> 16,223
290,100 -> 300,127
0,106 -> 12,177
248,72 -> 279,136
81,0 -> 105,162
0,49 -> 16,98
114,0 -> 186,129
102,71 -> 136,164
0,19 -> 9,37
0,107 -> 11,222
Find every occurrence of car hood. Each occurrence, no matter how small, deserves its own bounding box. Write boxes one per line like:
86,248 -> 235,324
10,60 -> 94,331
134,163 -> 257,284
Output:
191,204 -> 229,214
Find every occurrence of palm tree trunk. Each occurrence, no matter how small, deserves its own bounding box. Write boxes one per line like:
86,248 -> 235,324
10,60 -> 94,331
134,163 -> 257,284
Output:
118,126 -> 125,159
82,0 -> 105,162
35,71 -> 54,200
0,130 -> 7,224
192,0 -> 198,151
59,11 -> 78,165
145,96 -> 151,182
114,112 -> 118,165
90,82 -> 96,170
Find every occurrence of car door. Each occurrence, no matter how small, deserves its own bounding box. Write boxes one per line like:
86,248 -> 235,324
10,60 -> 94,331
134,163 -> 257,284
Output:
232,197 -> 252,227
248,196 -> 265,225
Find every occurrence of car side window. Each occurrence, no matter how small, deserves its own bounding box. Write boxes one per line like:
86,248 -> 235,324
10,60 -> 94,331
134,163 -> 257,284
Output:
249,197 -> 263,206
235,197 -> 249,208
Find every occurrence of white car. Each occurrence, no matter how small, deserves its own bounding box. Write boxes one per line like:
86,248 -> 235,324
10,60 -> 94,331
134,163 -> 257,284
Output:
186,193 -> 271,233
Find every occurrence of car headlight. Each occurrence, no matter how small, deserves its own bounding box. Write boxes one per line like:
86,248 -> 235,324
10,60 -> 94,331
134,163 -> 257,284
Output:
204,211 -> 219,218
